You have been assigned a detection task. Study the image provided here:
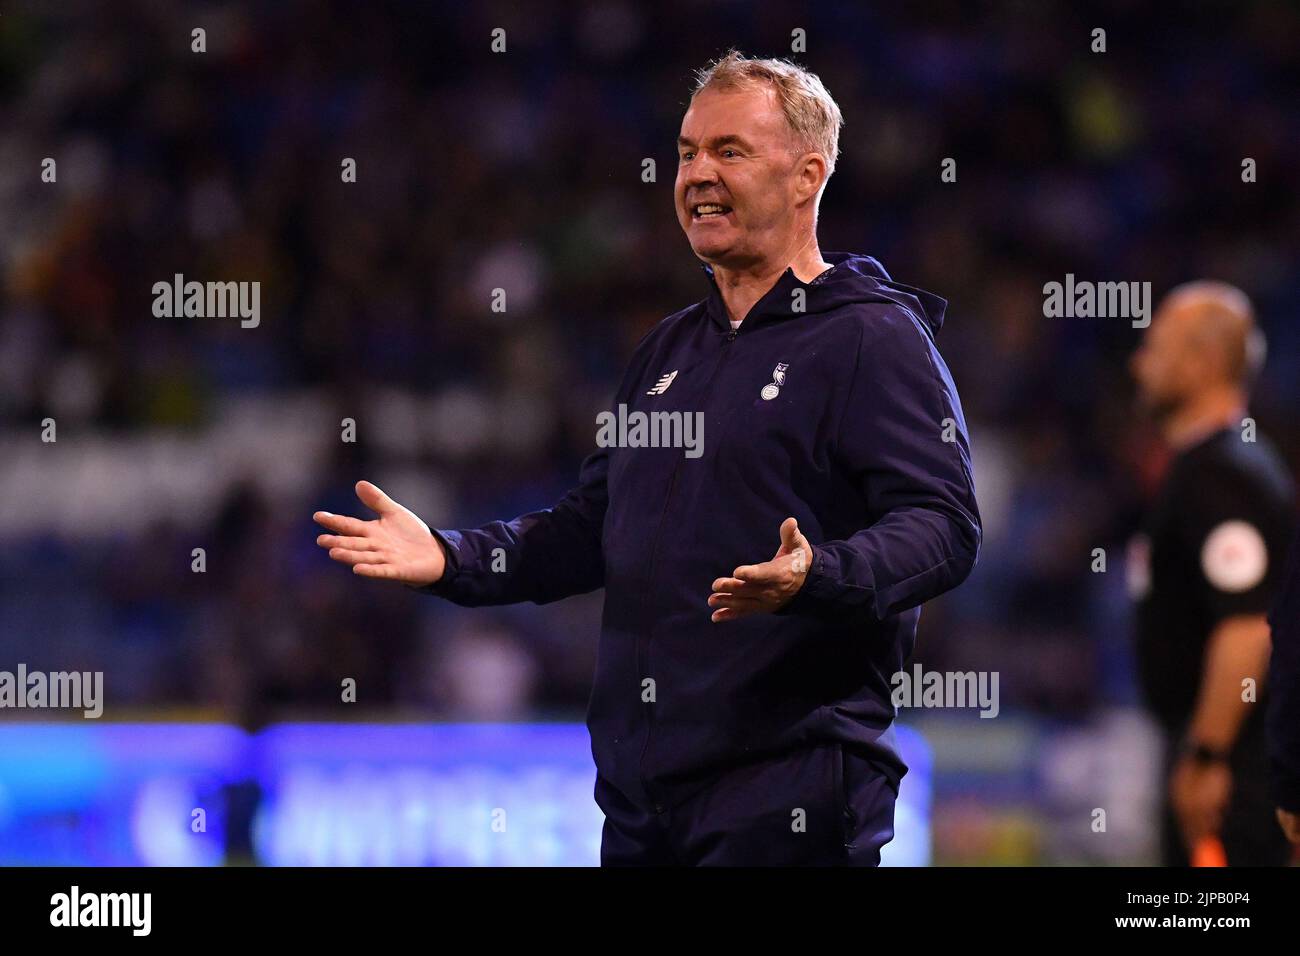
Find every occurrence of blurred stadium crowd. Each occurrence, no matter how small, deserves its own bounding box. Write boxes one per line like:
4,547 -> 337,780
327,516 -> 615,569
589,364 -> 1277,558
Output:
1,0 -> 1298,753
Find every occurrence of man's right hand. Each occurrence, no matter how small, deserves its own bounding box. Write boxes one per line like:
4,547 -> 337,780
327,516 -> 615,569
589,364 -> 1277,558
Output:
314,480 -> 447,587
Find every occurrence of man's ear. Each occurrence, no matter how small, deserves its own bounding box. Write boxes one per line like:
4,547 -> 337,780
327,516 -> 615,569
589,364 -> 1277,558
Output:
794,152 -> 827,205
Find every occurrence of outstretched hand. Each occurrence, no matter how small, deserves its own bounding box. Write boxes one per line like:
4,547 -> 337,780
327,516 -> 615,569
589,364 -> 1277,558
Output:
314,480 -> 447,587
708,517 -> 811,623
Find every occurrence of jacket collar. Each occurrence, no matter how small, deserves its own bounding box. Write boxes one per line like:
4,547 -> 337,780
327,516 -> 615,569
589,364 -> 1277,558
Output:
699,256 -> 841,333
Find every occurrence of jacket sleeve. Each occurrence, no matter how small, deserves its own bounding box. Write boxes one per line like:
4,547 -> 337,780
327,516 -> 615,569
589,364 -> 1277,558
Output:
1267,531 -> 1300,812
414,325 -> 659,607
413,447 -> 609,606
781,306 -> 982,623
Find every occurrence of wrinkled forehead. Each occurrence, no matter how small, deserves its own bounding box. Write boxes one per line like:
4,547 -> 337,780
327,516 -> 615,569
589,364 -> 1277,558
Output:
679,84 -> 790,143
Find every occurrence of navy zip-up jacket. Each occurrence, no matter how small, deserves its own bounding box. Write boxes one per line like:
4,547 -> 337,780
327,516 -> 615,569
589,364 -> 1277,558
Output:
420,251 -> 982,812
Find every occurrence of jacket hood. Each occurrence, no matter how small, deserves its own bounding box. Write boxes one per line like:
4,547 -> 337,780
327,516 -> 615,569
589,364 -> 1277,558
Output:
701,251 -> 948,337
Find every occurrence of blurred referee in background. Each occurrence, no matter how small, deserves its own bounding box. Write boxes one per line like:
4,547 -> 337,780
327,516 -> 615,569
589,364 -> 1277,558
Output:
1130,281 -> 1295,866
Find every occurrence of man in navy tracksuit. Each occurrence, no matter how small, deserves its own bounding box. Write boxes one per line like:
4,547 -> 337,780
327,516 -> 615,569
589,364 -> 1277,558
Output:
314,51 -> 981,865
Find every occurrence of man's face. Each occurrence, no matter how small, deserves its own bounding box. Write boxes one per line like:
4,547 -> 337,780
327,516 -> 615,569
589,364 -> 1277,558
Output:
675,86 -> 806,268
1130,304 -> 1202,418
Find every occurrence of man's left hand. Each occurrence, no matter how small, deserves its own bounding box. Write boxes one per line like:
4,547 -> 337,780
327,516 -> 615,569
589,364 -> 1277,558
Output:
709,517 -> 811,622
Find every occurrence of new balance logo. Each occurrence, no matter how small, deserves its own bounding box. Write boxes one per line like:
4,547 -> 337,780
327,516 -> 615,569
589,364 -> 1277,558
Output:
646,370 -> 678,395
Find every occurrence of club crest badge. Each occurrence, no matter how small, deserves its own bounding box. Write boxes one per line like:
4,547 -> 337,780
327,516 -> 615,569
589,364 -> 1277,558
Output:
761,363 -> 788,401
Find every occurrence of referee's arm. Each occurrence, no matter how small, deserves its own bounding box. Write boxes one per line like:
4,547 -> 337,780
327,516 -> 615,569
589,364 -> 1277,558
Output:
1184,615 -> 1272,757
1171,469 -> 1294,846
1181,464 -> 1292,758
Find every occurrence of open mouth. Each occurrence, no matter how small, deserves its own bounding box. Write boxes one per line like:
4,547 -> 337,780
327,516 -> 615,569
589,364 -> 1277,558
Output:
691,202 -> 733,221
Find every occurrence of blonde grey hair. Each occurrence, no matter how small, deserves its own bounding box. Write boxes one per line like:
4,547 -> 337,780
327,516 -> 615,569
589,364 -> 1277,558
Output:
690,49 -> 843,180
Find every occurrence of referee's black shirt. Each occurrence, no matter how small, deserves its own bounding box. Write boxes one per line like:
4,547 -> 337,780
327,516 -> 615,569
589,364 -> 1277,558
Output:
1133,426 -> 1295,736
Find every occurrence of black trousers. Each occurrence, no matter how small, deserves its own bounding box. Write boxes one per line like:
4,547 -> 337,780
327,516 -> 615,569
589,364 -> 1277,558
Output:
596,741 -> 899,866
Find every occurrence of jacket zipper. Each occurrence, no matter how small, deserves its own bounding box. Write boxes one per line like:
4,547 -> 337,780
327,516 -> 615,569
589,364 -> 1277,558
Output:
637,325 -> 739,814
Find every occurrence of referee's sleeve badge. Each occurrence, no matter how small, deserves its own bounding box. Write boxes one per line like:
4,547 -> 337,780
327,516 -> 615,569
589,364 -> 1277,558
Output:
1200,520 -> 1269,593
